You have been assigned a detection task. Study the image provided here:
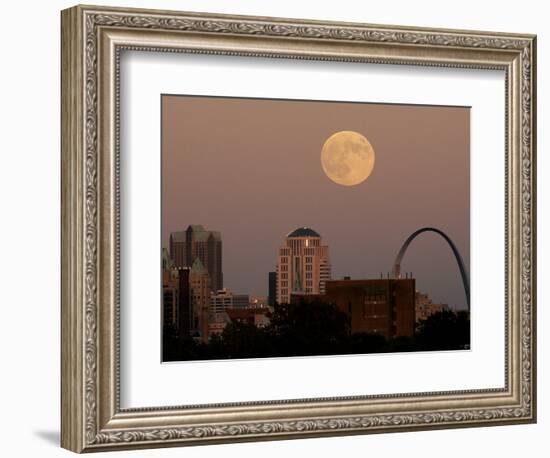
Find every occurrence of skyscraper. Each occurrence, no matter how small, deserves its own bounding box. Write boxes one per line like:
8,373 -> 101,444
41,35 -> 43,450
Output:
276,227 -> 331,305
268,271 -> 277,306
169,224 -> 223,292
161,265 -> 191,339
176,267 -> 192,339
190,258 -> 211,343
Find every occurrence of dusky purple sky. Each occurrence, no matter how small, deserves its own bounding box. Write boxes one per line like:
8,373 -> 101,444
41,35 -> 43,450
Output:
162,95 -> 470,310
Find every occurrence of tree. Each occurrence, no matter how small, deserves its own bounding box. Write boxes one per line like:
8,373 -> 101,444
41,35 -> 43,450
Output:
416,310 -> 470,350
268,299 -> 350,356
219,321 -> 273,359
164,301 -> 471,361
345,332 -> 388,354
162,333 -> 199,361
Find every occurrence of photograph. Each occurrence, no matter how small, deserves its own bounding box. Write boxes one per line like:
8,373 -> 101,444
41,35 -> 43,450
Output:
161,94 -> 471,362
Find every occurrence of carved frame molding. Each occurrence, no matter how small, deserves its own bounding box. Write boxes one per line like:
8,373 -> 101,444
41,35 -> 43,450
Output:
61,5 -> 536,453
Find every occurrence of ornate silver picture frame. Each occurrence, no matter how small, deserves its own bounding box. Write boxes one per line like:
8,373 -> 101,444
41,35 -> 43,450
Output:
61,4 -> 536,453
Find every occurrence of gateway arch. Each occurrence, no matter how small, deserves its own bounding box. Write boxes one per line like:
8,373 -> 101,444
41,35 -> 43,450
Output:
392,227 -> 470,310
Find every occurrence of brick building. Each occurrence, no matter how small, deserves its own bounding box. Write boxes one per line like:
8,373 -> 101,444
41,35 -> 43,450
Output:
415,291 -> 449,322
291,278 -> 416,338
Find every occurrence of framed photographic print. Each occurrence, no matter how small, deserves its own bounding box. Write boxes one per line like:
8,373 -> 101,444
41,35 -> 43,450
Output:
61,4 -> 537,453
160,95 -> 472,362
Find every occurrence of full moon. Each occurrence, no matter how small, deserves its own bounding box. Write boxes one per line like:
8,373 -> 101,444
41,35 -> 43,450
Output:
321,130 -> 375,186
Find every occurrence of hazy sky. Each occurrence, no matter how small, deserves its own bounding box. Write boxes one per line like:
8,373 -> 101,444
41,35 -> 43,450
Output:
162,95 -> 470,310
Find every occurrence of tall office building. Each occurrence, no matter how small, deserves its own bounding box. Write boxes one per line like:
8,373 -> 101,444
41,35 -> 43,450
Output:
161,266 -> 191,339
162,248 -> 178,328
176,268 -> 192,339
268,271 -> 277,306
170,224 -> 223,292
162,268 -> 179,329
190,258 -> 211,343
276,227 -> 331,305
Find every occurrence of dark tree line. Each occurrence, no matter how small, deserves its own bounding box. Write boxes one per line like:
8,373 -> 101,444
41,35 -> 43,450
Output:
163,300 -> 470,362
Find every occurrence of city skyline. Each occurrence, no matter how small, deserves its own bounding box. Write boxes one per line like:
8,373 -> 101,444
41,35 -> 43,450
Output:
164,223 -> 467,311
162,95 -> 470,309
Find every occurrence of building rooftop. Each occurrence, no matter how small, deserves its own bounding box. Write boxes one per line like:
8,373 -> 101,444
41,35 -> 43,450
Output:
287,227 -> 320,238
226,308 -> 271,321
170,225 -> 222,243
